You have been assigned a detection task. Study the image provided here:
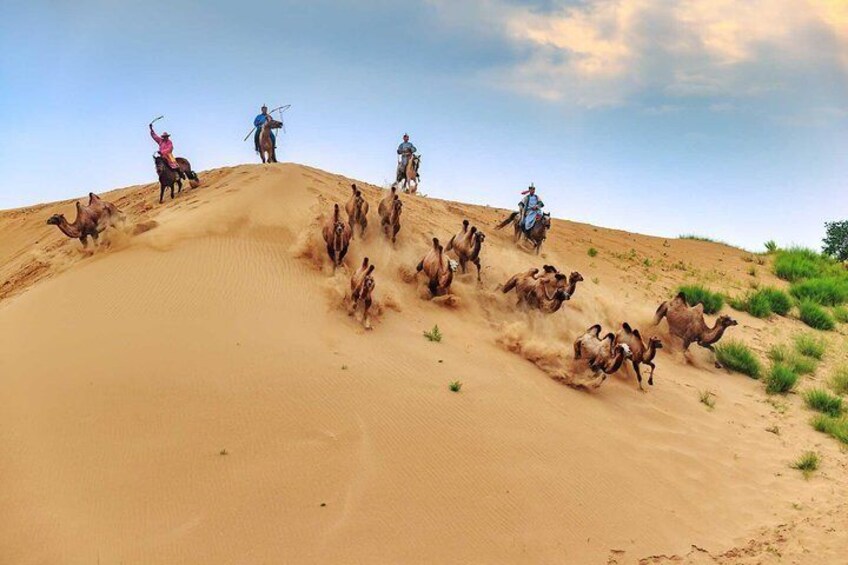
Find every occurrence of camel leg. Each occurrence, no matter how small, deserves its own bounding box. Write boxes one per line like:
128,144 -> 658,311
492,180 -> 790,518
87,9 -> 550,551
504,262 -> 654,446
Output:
633,362 -> 645,392
159,184 -> 165,204
473,258 -> 482,283
363,297 -> 372,330
699,343 -> 722,369
360,218 -> 367,238
645,361 -> 656,386
79,236 -> 88,248
428,279 -> 439,297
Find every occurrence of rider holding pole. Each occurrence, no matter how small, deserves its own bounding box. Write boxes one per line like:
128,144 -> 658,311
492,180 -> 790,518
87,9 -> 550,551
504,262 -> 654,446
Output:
396,133 -> 416,183
253,105 -> 277,153
149,123 -> 185,179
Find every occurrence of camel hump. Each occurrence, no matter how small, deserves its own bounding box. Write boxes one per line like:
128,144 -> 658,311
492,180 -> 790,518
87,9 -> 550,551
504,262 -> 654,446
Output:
587,324 -> 601,336
555,273 -> 566,280
351,183 -> 357,193
632,328 -> 642,340
469,226 -> 477,235
361,257 -> 370,268
462,219 -> 469,229
390,186 -> 397,195
693,303 -> 704,315
366,264 -> 375,275
622,322 -> 633,333
542,265 -> 558,273
432,237 -> 440,248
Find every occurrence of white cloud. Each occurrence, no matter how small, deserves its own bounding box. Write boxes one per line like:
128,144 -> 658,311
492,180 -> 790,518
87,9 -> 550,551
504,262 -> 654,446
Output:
427,0 -> 848,108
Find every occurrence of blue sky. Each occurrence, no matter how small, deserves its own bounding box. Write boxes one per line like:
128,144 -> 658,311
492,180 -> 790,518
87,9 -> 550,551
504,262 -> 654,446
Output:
1,0 -> 846,250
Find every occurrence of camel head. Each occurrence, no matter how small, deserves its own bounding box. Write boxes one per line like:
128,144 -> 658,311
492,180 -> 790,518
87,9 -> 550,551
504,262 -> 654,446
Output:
554,289 -> 570,302
474,231 -> 486,244
448,259 -> 459,272
717,315 -> 738,328
615,343 -> 633,359
541,213 -> 552,228
648,336 -> 663,350
46,213 -> 64,226
569,272 -> 584,284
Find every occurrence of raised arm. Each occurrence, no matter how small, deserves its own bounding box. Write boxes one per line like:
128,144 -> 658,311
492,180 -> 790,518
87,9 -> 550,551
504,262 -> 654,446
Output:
149,126 -> 162,144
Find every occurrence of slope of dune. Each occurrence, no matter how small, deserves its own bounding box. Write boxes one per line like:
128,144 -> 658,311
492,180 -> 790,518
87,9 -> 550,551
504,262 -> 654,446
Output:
1,163 -> 847,564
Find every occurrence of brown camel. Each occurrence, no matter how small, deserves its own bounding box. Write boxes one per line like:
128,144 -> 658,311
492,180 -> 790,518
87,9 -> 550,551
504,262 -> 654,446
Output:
46,201 -> 104,248
653,292 -> 738,368
322,204 -> 352,271
87,192 -> 125,231
446,219 -> 486,282
614,322 -> 663,390
502,265 -> 558,305
350,257 -> 376,330
416,237 -> 457,297
378,187 -> 403,244
573,324 -> 616,369
530,271 -> 583,313
345,184 -> 369,238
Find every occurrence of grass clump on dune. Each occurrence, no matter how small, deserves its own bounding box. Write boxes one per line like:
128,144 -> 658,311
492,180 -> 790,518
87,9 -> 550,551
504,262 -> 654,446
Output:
767,345 -> 817,375
790,277 -> 848,306
715,340 -> 762,378
765,363 -> 799,394
794,333 -> 826,360
811,414 -> 848,445
726,287 -> 791,318
587,247 -> 598,257
423,325 -> 443,342
764,240 -> 778,253
676,284 -> 724,315
790,451 -> 820,478
773,247 -> 833,282
804,388 -> 843,417
829,366 -> 848,396
833,305 -> 848,324
798,300 -> 835,331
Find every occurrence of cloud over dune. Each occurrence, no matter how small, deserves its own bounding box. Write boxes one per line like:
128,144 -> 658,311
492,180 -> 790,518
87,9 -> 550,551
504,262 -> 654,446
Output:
428,0 -> 848,107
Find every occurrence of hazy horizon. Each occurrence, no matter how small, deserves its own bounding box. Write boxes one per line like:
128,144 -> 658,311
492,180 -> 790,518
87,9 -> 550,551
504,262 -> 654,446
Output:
1,0 -> 846,251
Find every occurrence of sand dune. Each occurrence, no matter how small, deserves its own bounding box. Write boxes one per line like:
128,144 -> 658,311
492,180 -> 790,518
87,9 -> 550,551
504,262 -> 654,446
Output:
1,163 -> 847,564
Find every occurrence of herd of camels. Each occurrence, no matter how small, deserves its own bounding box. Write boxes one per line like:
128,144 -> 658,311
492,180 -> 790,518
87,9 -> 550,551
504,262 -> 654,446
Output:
46,181 -> 739,391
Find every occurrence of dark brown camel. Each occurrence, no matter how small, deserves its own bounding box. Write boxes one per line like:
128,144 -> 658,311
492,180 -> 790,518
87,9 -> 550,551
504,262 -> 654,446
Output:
46,201 -> 104,248
654,292 -> 738,368
322,204 -> 352,272
350,257 -> 376,330
345,184 -> 369,238
614,323 -> 663,390
378,187 -> 403,244
416,237 -> 457,297
496,211 -> 552,254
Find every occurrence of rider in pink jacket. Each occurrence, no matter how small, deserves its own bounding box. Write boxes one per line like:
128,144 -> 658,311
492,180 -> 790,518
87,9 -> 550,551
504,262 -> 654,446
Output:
149,124 -> 185,178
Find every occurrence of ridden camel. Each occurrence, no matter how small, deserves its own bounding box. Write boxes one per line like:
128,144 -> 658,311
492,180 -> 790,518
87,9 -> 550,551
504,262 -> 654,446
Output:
416,237 -> 458,297
46,201 -> 104,248
614,323 -> 663,390
350,257 -> 376,330
87,192 -> 125,231
378,187 -> 403,244
397,154 -> 420,194
446,220 -> 486,282
496,210 -> 551,255
653,292 -> 738,368
322,204 -> 353,271
345,184 -> 369,238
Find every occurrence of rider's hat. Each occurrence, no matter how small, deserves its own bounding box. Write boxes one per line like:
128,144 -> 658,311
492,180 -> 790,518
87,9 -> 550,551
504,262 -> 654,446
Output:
161,132 -> 170,138
521,183 -> 535,195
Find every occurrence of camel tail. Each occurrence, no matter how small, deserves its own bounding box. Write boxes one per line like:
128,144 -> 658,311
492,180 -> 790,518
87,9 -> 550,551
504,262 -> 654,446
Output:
653,301 -> 669,325
502,274 -> 519,294
496,211 -> 519,230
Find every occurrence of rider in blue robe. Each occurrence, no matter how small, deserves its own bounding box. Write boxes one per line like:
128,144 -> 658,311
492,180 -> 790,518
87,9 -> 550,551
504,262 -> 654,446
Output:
253,105 -> 276,152
519,184 -> 544,231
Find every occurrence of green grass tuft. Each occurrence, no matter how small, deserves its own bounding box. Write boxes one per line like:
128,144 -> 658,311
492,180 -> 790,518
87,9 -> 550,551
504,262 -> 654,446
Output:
811,414 -> 848,444
833,305 -> 848,324
765,363 -> 799,394
725,287 -> 790,318
746,291 -> 772,318
676,284 -> 724,315
587,247 -> 598,257
449,380 -> 462,392
794,333 -> 826,360
790,451 -> 820,477
804,388 -> 843,417
699,390 -> 716,409
829,366 -> 848,396
773,247 -> 834,282
759,288 -> 792,316
715,340 -> 762,378
790,277 -> 848,306
423,325 -> 443,342
764,240 -> 778,253
767,345 -> 817,375
798,300 -> 835,331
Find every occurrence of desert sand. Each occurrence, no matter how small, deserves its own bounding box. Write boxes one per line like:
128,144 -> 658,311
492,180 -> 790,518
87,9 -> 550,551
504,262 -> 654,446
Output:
1,163 -> 847,564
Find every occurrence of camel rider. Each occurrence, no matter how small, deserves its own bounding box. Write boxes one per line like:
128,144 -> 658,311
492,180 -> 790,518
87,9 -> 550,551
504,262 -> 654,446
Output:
253,105 -> 277,152
149,124 -> 186,179
396,133 -> 417,179
519,184 -> 544,231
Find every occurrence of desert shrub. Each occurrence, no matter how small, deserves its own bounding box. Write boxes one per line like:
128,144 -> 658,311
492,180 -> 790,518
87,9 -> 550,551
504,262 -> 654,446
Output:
833,305 -> 848,324
765,363 -> 799,394
791,451 -> 820,477
798,300 -> 835,331
715,340 -> 762,378
449,380 -> 462,392
773,248 -> 830,282
746,291 -> 773,318
794,333 -> 826,360
822,220 -> 848,261
676,284 -> 724,314
829,366 -> 848,396
587,247 -> 598,257
726,287 -> 792,318
699,390 -> 716,409
804,388 -> 843,417
768,345 -> 817,375
423,325 -> 443,342
790,277 -> 848,306
811,414 -> 848,445
764,240 -> 778,253
758,288 -> 792,316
